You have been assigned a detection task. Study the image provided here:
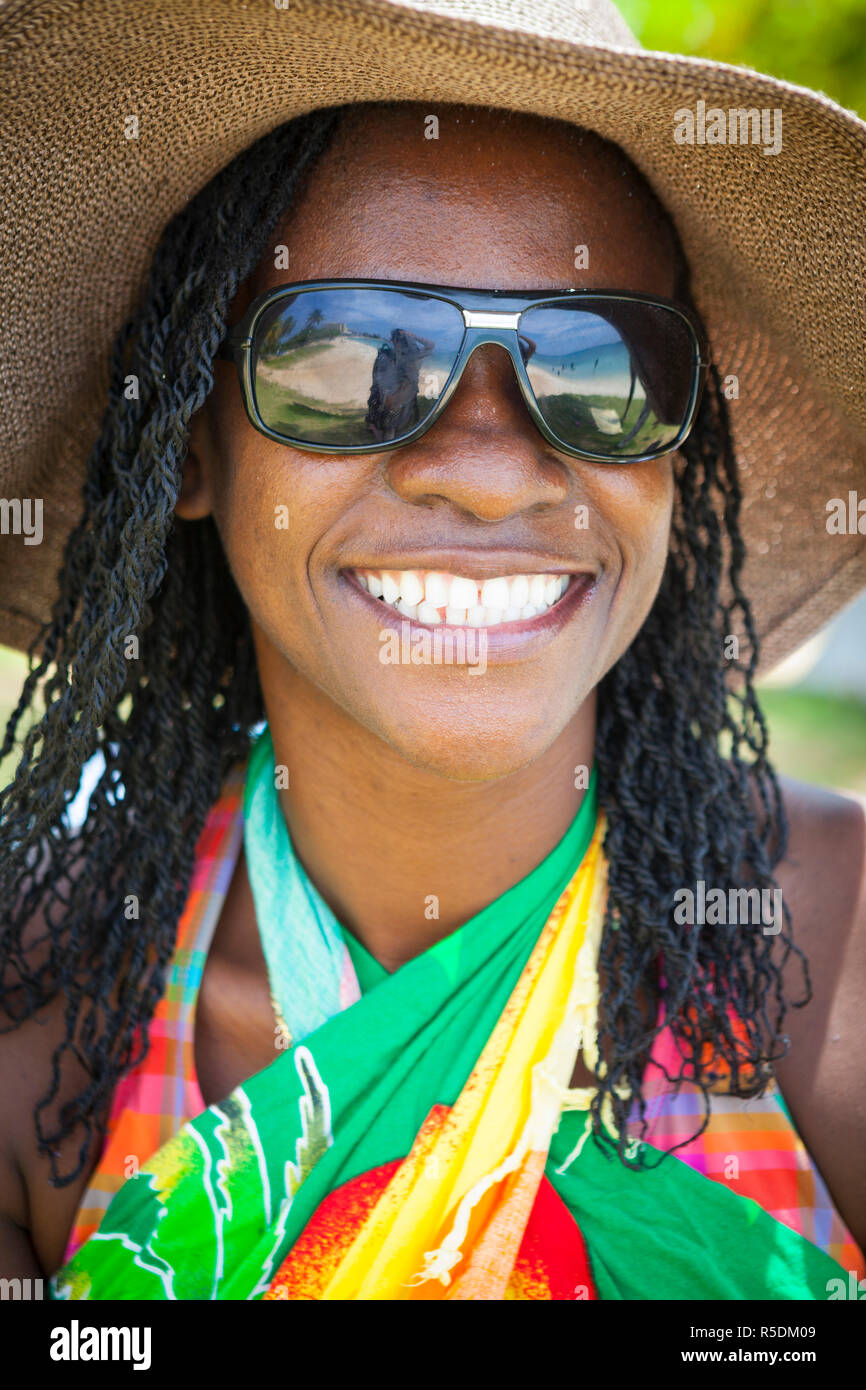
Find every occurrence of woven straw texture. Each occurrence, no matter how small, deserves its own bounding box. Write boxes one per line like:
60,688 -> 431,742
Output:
1,0 -> 864,667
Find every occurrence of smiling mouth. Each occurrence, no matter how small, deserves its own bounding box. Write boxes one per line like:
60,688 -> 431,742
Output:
349,568 -> 575,627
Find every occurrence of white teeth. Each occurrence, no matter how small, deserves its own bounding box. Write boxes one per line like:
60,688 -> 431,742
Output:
400,571 -> 425,607
509,575 -> 530,609
448,575 -> 478,609
381,571 -> 400,605
480,577 -> 510,609
353,568 -> 578,627
529,574 -> 547,606
424,572 -> 449,607
416,600 -> 442,624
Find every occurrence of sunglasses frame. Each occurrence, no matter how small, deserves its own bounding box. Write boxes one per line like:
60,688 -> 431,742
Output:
216,277 -> 711,464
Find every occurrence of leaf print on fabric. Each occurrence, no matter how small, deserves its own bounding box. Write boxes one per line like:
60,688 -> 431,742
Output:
249,1045 -> 335,1298
50,1172 -> 180,1301
289,1045 -> 334,1184
148,1087 -> 280,1298
51,1044 -> 338,1301
143,1128 -> 205,1206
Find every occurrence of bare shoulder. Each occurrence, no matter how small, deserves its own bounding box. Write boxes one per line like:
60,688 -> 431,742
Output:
774,775 -> 865,928
0,847 -> 108,1279
0,986 -> 102,1279
769,774 -> 866,1251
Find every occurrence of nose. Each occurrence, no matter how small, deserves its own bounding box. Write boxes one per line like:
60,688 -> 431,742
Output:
383,342 -> 570,522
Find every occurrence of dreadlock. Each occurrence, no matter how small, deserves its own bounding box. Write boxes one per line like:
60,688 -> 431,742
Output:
0,101 -> 808,1187
593,353 -> 810,1165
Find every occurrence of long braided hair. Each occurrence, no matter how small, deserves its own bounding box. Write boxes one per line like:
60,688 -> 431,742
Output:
0,101 -> 808,1186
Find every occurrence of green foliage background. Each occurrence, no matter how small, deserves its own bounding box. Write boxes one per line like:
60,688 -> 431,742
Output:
618,0 -> 866,117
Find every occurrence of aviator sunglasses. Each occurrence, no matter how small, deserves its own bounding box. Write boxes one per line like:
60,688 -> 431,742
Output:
217,278 -> 710,464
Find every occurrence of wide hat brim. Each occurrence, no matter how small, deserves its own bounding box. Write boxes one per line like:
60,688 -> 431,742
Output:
1,0 -> 865,670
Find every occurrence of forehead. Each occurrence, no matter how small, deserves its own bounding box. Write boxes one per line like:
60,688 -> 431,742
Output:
246,102 -> 680,299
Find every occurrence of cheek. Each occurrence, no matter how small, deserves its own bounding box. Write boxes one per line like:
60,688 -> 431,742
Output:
204,402 -> 374,677
215,453 -> 298,599
590,457 -> 675,646
202,404 -> 325,645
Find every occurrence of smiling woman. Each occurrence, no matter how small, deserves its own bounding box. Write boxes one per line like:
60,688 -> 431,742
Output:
0,0 -> 865,1304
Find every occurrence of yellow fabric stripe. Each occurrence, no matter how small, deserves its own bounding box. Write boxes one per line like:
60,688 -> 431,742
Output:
321,817 -> 608,1300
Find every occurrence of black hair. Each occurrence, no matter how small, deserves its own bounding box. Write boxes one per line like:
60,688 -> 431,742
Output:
0,101 -> 808,1187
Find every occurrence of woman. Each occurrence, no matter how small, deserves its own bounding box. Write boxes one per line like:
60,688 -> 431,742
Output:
0,0 -> 864,1299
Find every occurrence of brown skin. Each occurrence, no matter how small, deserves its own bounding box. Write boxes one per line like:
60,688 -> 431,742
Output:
180,103 -> 678,966
0,104 -> 864,1278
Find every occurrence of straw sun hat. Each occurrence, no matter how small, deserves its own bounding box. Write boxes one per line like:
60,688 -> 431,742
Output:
1,0 -> 865,669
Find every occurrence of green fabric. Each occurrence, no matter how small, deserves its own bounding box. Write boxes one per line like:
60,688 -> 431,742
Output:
548,1112 -> 845,1300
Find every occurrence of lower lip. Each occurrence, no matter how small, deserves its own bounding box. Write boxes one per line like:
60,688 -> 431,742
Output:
341,570 -> 597,660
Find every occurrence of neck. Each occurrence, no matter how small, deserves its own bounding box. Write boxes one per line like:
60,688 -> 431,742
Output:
257,661 -> 596,974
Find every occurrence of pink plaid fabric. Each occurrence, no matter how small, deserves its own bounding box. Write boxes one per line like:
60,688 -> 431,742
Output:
64,763 -> 246,1262
639,1023 -> 865,1277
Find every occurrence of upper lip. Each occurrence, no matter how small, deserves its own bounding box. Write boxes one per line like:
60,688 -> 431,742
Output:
340,550 -> 596,581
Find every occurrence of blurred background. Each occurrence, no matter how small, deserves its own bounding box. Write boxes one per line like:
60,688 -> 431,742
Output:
1,0 -> 865,800
617,0 -> 866,796
619,0 -> 866,113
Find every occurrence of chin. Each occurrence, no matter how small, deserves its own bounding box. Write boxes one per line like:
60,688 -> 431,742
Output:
362,697 -> 573,784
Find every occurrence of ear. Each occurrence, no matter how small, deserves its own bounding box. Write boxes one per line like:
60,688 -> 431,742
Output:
175,407 -> 217,520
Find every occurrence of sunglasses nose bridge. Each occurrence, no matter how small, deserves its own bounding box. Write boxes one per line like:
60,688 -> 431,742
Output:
454,322 -> 530,386
443,322 -> 538,427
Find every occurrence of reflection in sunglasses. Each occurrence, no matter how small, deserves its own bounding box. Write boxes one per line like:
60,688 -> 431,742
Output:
249,288 -> 694,457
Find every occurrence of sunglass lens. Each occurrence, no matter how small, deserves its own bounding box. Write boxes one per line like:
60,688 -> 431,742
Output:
251,288 -> 465,448
518,301 -> 697,459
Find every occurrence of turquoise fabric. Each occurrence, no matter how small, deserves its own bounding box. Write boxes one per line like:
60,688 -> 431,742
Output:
244,724 -> 354,1043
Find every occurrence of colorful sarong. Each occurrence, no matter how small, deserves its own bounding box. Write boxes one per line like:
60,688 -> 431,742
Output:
52,731 -> 864,1300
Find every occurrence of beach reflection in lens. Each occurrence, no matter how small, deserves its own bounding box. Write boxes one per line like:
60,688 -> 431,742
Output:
520,301 -> 694,457
252,288 -> 465,447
